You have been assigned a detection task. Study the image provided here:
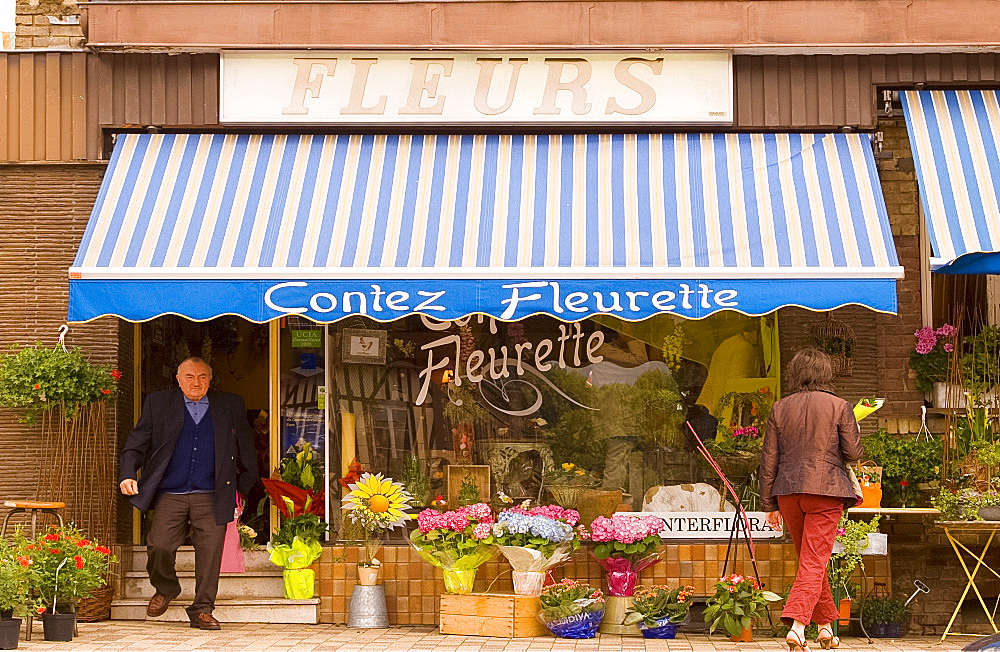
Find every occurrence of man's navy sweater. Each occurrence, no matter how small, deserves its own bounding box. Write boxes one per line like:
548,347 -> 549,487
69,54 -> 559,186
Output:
158,407 -> 216,493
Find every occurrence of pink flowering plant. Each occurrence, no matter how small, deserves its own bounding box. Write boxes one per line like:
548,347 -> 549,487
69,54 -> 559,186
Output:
703,574 -> 781,638
590,514 -> 664,596
624,585 -> 696,628
909,324 -> 958,392
409,503 -> 496,580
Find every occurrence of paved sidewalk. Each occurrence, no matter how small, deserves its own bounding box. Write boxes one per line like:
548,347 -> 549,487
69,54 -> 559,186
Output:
9,622 -> 970,651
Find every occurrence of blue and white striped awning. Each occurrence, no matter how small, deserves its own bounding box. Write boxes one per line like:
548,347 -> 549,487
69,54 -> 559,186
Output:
901,90 -> 1000,274
69,132 -> 901,323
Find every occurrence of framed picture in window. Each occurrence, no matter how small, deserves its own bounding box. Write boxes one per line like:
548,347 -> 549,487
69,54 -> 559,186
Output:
341,328 -> 387,364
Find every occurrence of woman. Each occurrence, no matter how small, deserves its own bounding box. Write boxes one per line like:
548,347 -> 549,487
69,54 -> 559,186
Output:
760,348 -> 863,651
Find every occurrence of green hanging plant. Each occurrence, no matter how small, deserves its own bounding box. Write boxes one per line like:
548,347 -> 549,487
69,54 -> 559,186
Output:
0,344 -> 120,423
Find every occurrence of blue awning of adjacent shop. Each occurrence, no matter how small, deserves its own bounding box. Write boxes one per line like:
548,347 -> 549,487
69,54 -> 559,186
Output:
68,132 -> 902,323
901,90 -> 1000,274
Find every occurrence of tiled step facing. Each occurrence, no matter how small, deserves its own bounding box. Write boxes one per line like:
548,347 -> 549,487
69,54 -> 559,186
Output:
114,546 -> 319,624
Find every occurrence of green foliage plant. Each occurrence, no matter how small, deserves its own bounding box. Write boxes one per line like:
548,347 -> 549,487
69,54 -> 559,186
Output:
278,442 -> 321,491
932,488 -> 1000,521
862,429 -> 942,503
828,515 -> 881,594
0,344 -> 120,423
457,475 -> 481,507
961,326 -> 1000,395
539,579 -> 605,619
272,514 -> 329,547
0,537 -> 36,617
860,595 -> 909,625
703,574 -> 781,638
624,584 -> 696,627
400,455 -> 431,507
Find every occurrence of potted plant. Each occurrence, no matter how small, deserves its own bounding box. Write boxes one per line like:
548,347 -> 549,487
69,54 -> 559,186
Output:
0,539 -> 36,650
960,325 -> 1000,398
623,584 -> 696,639
861,595 -> 909,638
704,421 -> 767,487
409,503 -> 496,594
829,515 -> 882,614
267,514 -> 328,599
341,473 -> 411,585
491,503 -> 583,596
18,525 -> 114,642
262,441 -> 325,518
589,514 -> 664,597
545,462 -> 600,509
400,455 -> 431,509
703,574 -> 781,642
932,487 -> 1000,521
538,579 -> 606,639
909,324 -> 959,402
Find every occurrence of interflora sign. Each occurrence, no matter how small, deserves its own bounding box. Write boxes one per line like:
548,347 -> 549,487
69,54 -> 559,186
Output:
631,512 -> 784,540
220,51 -> 732,124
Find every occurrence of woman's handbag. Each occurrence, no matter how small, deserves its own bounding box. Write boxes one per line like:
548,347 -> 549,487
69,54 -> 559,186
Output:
853,460 -> 883,508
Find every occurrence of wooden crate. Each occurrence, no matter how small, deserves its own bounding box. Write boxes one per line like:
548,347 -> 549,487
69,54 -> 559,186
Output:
446,464 -> 491,508
439,593 -> 550,637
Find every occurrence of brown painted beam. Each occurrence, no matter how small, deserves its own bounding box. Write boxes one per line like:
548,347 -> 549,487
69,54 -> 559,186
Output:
83,0 -> 1000,50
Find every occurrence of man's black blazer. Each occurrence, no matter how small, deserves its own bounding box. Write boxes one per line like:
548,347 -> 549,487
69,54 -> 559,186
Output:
119,389 -> 260,526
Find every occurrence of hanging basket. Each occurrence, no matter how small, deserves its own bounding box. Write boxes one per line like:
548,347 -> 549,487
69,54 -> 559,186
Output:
811,314 -> 856,377
76,584 -> 113,622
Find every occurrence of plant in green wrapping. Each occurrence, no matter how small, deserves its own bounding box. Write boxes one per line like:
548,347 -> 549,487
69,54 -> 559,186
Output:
703,574 -> 781,638
271,514 -> 328,548
539,579 -> 605,619
277,442 -> 321,491
828,515 -> 881,595
409,503 -> 496,590
624,585 -> 696,627
0,344 -> 120,423
860,595 -> 909,625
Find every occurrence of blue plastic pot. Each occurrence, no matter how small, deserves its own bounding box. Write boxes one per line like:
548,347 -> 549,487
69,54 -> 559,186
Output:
541,608 -> 605,639
638,617 -> 680,639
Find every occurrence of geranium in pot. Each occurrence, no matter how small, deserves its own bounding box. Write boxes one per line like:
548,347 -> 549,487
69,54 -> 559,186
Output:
704,574 -> 781,642
623,584 -> 696,639
342,473 -> 411,585
538,579 -> 606,639
589,514 -> 664,597
0,540 -> 38,650
19,525 -> 114,642
268,514 -> 328,599
408,503 -> 495,594
491,503 -> 584,596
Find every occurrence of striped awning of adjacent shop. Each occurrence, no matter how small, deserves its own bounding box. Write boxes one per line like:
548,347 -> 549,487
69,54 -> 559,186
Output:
901,90 -> 1000,274
68,132 -> 902,323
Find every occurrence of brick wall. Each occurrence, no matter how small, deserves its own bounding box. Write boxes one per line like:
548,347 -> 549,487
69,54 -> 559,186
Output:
14,0 -> 83,49
0,163 -> 124,537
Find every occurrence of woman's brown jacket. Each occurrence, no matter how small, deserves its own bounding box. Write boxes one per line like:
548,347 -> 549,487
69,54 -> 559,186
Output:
759,390 -> 864,512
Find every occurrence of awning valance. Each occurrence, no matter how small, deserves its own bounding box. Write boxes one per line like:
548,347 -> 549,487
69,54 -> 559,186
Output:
69,132 -> 901,323
901,90 -> 1000,274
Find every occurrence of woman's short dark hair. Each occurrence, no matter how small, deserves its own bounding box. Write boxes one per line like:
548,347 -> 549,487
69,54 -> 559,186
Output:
786,347 -> 835,393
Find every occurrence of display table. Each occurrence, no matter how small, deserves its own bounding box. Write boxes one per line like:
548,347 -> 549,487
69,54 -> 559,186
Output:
848,507 -> 940,516
937,521 -> 1000,643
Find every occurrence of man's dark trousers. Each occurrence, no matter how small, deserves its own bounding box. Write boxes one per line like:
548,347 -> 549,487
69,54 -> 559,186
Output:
147,493 -> 226,619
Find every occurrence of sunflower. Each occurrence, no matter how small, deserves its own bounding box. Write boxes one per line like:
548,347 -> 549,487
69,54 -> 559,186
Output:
342,473 -> 411,531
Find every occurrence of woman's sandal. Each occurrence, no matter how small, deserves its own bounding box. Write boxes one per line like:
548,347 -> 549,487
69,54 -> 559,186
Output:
816,625 -> 841,649
785,629 -> 811,651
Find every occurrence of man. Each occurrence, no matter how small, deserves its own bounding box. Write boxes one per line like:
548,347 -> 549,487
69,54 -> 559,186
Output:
119,357 -> 258,630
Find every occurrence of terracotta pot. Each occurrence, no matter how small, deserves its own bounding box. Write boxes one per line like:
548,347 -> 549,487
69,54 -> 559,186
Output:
838,597 -> 852,626
730,625 -> 753,642
357,565 -> 379,586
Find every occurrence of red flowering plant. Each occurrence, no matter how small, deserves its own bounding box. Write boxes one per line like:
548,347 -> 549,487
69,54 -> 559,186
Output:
0,537 -> 41,617
15,525 -> 115,613
0,344 -> 120,423
703,574 -> 781,638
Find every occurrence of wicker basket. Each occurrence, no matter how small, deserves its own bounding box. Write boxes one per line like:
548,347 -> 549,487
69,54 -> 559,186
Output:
76,584 -> 113,622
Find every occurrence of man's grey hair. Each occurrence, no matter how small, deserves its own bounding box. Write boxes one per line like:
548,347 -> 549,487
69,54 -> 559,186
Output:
177,357 -> 213,375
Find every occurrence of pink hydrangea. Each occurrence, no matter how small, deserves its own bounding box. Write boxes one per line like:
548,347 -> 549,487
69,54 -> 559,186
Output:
944,343 -> 954,352
471,522 -> 492,540
417,509 -> 450,534
456,502 -> 493,524
589,515 -> 664,544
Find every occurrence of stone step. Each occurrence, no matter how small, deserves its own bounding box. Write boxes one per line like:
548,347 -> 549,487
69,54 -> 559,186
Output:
111,598 -> 320,624
126,547 -> 276,573
121,570 -> 285,600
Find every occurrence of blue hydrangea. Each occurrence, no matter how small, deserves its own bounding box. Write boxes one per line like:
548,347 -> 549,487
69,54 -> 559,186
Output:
497,512 -> 574,543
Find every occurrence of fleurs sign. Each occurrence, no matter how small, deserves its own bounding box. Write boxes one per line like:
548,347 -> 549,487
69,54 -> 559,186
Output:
220,51 -> 732,124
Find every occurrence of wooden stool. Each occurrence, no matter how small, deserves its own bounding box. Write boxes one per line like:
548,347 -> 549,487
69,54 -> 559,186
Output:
1,501 -> 65,539
1,501 -> 67,641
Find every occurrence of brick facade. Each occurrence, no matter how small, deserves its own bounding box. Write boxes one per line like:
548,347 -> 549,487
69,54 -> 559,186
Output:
14,0 -> 84,49
0,163 -> 123,535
